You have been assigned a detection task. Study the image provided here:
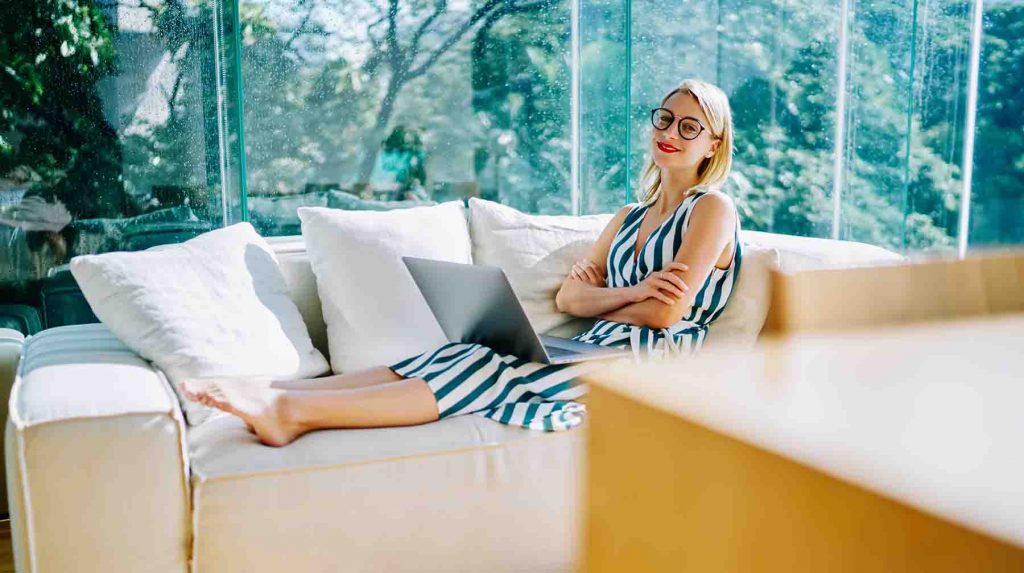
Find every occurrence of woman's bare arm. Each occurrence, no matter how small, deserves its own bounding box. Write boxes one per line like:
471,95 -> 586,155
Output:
599,193 -> 736,329
555,206 -> 641,317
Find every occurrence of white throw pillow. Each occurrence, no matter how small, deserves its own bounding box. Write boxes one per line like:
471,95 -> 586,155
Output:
702,242 -> 781,350
298,202 -> 472,374
468,198 -> 614,334
70,223 -> 331,425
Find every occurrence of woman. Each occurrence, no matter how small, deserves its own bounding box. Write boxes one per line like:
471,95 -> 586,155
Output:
184,78 -> 742,447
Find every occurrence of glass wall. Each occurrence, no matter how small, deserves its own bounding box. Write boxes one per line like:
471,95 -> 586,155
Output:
2,0 -> 1022,331
837,0 -> 971,252
969,0 -> 1024,248
238,0 -> 574,237
631,0 -> 842,240
578,0 -> 629,215
0,0 -> 244,319
607,0 -> 983,252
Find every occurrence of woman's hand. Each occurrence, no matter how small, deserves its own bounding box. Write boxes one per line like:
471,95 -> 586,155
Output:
570,258 -> 606,287
629,263 -> 690,305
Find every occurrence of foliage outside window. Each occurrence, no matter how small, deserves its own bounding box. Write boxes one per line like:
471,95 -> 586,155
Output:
0,0 -> 1021,321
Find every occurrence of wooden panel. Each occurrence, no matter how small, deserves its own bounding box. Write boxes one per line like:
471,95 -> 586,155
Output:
0,519 -> 14,573
581,385 -> 1024,573
762,250 -> 1024,334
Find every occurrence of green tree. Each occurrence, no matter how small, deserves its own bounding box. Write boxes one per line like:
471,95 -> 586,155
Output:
970,3 -> 1024,246
0,0 -> 124,219
470,0 -> 570,213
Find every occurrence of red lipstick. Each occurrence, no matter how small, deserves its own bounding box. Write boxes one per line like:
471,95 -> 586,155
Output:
657,141 -> 679,153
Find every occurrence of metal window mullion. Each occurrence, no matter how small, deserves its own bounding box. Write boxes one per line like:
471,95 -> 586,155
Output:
958,0 -> 984,257
231,0 -> 248,224
212,0 -> 230,226
624,0 -> 632,205
831,0 -> 851,240
573,0 -> 581,214
900,0 -> 921,251
571,0 -> 581,215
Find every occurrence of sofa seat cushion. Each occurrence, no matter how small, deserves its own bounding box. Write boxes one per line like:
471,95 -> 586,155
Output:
188,409 -> 574,478
186,413 -> 583,573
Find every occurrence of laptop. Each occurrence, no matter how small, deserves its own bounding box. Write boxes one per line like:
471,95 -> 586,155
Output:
402,257 -> 631,365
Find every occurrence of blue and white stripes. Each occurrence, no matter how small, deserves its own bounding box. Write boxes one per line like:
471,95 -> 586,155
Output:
576,191 -> 743,361
391,190 -> 742,431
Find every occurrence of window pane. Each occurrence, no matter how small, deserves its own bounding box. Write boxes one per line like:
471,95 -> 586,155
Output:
969,0 -> 1024,248
579,0 -> 629,215
0,1 -> 239,312
629,0 -> 841,238
240,0 -> 573,235
838,0 -> 970,252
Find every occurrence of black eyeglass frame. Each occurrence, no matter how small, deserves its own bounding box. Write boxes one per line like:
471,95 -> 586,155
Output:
650,108 -> 709,141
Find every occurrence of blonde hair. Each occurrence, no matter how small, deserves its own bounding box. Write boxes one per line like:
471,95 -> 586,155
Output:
638,79 -> 734,205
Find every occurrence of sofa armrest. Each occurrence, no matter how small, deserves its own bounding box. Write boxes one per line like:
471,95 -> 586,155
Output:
0,328 -> 25,519
5,324 -> 191,573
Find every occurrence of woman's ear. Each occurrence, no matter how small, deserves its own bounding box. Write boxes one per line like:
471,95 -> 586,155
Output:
706,139 -> 722,158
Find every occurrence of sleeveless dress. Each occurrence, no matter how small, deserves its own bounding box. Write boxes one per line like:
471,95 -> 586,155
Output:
389,190 -> 742,432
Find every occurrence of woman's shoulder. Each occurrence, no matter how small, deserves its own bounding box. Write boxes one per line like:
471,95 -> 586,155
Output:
617,203 -> 641,216
686,190 -> 738,240
694,187 -> 734,205
691,189 -> 737,219
608,203 -> 640,223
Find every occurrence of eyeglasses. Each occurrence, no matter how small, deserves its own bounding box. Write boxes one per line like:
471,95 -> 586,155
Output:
650,108 -> 707,141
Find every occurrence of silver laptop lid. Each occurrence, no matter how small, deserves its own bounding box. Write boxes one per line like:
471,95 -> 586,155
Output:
402,256 -> 550,363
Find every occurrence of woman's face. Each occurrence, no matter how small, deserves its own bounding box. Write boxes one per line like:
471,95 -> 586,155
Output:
649,91 -> 720,173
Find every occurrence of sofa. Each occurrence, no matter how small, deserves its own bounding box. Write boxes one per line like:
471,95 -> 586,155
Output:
2,200 -> 903,573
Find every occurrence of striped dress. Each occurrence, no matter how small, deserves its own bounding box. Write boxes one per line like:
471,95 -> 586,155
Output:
389,190 -> 742,432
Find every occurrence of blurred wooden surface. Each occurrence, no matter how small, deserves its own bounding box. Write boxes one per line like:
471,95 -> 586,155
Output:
0,519 -> 13,573
581,316 -> 1024,572
763,250 -> 1024,334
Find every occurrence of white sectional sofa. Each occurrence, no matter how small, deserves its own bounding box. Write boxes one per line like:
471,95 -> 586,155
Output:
2,208 -> 903,572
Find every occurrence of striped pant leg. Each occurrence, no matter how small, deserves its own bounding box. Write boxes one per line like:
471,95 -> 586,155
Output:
472,359 -> 604,431
390,343 -> 598,431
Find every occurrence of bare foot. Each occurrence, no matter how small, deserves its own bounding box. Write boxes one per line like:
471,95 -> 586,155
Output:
181,378 -> 304,447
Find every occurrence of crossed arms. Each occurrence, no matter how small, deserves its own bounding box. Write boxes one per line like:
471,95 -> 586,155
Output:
554,193 -> 736,330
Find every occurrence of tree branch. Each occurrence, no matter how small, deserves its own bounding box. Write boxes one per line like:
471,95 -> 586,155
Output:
409,0 -> 447,55
406,0 -> 548,81
406,0 -> 505,80
386,0 -> 404,78
282,1 -> 315,52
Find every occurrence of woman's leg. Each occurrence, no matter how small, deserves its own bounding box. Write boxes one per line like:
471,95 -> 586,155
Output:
182,376 -> 439,447
269,366 -> 402,390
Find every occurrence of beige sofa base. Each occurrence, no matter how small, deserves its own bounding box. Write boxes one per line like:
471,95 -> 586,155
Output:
7,324 -> 584,572
5,326 -> 191,573
191,429 -> 582,572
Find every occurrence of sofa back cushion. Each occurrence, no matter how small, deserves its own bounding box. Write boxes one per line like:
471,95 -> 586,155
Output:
266,236 -> 330,357
742,230 -> 904,271
267,206 -> 906,360
298,202 -> 472,374
701,242 -> 781,349
70,223 -> 331,425
469,199 -> 785,347
469,198 -> 614,334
